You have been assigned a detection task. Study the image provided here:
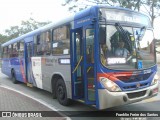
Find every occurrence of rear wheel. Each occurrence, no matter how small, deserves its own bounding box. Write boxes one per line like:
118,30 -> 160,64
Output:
56,78 -> 70,106
11,70 -> 18,84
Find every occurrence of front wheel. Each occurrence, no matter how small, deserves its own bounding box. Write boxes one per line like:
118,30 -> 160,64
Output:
56,78 -> 70,106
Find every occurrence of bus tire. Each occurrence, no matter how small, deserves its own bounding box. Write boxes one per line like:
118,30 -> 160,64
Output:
11,70 -> 18,84
52,90 -> 57,99
52,79 -> 57,99
56,78 -> 70,106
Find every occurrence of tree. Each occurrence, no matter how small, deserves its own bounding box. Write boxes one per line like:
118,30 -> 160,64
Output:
114,0 -> 141,11
3,18 -> 51,42
141,0 -> 160,26
0,34 -> 9,44
20,18 -> 51,34
0,34 -> 9,56
62,0 -> 142,12
62,0 -> 160,26
5,26 -> 22,40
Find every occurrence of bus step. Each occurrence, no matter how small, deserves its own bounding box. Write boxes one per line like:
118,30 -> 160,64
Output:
27,83 -> 33,87
77,99 -> 85,103
92,105 -> 96,107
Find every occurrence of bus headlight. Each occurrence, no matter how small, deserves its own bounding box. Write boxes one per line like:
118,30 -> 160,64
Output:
100,77 -> 122,92
151,73 -> 159,85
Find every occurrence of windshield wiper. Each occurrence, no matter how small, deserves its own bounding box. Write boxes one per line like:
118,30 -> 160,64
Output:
115,23 -> 132,52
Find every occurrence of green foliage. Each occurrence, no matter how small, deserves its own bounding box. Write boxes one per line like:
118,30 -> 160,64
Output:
0,34 -> 9,44
0,18 -> 51,44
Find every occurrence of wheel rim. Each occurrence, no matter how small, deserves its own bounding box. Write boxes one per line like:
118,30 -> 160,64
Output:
58,85 -> 65,99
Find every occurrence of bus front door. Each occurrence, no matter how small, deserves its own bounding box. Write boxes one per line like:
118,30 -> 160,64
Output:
71,26 -> 96,105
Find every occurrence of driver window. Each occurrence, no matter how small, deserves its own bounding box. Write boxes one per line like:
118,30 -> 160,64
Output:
36,31 -> 51,56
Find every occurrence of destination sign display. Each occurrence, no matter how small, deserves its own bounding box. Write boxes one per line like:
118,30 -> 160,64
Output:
100,8 -> 151,27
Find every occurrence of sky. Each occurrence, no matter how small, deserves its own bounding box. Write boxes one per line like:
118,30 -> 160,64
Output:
153,17 -> 160,39
0,0 -> 71,33
0,0 -> 160,39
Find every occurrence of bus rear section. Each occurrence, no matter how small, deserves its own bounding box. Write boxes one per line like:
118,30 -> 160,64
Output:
1,41 -> 26,84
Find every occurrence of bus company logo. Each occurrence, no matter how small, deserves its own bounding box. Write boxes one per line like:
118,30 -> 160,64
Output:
136,83 -> 141,88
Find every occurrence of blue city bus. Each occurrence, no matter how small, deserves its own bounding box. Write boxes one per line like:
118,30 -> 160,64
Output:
1,5 -> 159,110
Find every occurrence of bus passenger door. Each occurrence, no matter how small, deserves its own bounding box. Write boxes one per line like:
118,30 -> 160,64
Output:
71,26 -> 96,104
84,26 -> 96,104
26,41 -> 34,84
71,28 -> 84,99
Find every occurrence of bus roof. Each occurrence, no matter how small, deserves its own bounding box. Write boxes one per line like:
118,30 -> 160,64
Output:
1,5 -> 149,47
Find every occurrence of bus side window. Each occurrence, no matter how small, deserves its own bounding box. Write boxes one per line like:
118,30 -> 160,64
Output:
12,43 -> 18,57
2,46 -> 8,58
8,45 -> 12,58
43,31 -> 51,55
33,36 -> 37,56
36,34 -> 43,55
52,25 -> 70,55
1,47 -> 4,58
19,41 -> 24,57
36,31 -> 51,56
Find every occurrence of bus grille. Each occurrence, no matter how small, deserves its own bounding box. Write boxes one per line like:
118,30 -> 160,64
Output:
127,90 -> 146,99
117,73 -> 152,83
123,83 -> 149,90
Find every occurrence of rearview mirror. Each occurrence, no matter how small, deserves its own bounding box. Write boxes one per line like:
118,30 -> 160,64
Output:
134,27 -> 146,41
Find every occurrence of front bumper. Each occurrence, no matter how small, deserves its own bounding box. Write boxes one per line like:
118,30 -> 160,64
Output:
98,83 -> 159,110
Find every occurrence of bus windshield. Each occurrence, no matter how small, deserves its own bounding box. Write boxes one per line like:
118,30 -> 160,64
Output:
99,25 -> 156,70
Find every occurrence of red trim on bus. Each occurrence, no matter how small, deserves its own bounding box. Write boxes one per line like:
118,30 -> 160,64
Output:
97,72 -> 133,81
20,59 -> 27,83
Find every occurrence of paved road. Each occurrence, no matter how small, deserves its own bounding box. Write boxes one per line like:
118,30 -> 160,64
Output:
0,67 -> 160,120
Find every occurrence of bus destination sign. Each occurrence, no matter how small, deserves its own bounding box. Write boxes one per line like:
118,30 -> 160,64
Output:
101,9 -> 151,27
106,12 -> 141,24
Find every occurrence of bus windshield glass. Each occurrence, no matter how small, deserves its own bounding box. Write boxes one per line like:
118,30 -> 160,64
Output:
99,24 -> 155,70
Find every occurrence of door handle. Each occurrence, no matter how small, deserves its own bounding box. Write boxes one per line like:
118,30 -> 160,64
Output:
72,56 -> 83,73
87,67 -> 92,73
